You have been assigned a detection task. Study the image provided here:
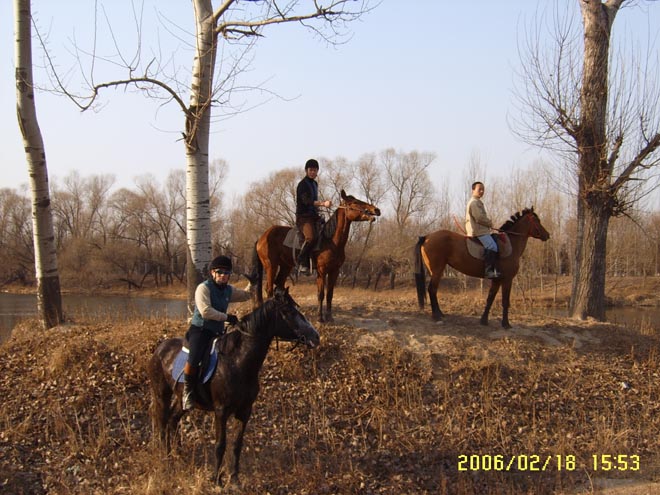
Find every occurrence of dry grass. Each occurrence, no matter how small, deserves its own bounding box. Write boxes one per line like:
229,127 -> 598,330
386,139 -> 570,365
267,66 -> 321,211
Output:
0,285 -> 659,494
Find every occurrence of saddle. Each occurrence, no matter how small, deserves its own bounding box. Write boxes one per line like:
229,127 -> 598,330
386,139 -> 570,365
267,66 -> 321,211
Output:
466,233 -> 512,260
283,218 -> 330,256
171,338 -> 220,385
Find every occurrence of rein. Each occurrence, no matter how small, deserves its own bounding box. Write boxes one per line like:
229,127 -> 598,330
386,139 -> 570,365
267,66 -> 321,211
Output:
336,202 -> 377,217
498,213 -> 540,238
234,299 -> 308,346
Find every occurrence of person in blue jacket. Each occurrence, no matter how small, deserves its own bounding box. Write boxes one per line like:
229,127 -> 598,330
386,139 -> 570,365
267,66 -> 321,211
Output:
182,255 -> 252,410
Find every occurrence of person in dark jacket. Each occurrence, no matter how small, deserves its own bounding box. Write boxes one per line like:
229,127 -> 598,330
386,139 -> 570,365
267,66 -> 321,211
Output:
182,255 -> 252,410
295,159 -> 331,275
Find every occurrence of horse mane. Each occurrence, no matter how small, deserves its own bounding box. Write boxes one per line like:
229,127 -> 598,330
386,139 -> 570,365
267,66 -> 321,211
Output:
217,298 -> 278,353
499,207 -> 535,232
322,209 -> 339,239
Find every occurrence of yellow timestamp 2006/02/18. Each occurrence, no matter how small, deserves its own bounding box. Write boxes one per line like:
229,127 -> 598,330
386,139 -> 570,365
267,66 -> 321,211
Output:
457,454 -> 641,472
592,454 -> 640,471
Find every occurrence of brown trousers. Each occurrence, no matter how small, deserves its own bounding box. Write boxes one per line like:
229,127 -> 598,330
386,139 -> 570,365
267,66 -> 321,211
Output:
296,216 -> 317,244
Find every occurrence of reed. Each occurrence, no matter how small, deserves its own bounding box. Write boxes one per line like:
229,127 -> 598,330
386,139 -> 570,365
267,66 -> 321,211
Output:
1,295 -> 658,494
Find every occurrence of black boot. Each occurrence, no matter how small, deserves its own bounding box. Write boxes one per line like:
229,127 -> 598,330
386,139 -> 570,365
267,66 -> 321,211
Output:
297,241 -> 312,276
182,363 -> 197,411
484,249 -> 501,279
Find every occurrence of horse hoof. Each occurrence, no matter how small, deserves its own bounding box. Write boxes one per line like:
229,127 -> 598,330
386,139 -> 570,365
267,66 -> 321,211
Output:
480,319 -> 489,326
502,322 -> 512,329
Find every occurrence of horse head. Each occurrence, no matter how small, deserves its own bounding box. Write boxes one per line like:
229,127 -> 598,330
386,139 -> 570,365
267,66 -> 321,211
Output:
340,189 -> 381,223
523,207 -> 550,241
502,207 -> 550,241
269,287 -> 320,348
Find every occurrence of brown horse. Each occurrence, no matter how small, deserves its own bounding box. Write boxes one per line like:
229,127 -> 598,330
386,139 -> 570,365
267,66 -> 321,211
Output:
413,207 -> 550,328
252,189 -> 381,322
148,287 -> 319,485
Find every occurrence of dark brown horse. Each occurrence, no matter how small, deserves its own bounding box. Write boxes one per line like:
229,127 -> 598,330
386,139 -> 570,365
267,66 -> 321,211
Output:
252,189 -> 381,322
148,287 -> 319,485
413,207 -> 550,328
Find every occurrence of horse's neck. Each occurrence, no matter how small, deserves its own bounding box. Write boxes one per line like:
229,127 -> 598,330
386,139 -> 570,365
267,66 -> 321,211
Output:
508,222 -> 531,255
330,208 -> 352,248
232,332 -> 272,374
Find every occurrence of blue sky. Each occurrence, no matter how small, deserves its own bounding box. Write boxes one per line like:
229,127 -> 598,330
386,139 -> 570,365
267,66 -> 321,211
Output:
1,1 -> 658,203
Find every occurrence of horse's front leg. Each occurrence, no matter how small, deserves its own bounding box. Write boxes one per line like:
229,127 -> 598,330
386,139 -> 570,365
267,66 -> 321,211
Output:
228,407 -> 252,485
213,408 -> 231,485
480,279 -> 502,326
324,270 -> 340,323
500,280 -> 513,329
316,273 -> 326,322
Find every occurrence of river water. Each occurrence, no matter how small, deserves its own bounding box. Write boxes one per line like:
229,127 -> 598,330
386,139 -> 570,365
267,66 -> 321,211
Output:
0,292 -> 188,344
1,292 -> 658,345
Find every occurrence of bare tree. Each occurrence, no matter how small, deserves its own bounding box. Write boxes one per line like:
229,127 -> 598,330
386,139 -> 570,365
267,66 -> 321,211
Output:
43,0 -> 374,309
513,0 -> 660,320
14,0 -> 63,328
381,148 -> 437,235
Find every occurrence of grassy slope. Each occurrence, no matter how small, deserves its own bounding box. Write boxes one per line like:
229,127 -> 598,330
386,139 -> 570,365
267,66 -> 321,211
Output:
0,282 -> 659,494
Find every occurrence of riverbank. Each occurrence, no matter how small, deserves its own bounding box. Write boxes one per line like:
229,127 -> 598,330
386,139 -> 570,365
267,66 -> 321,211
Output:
3,274 -> 660,307
1,282 -> 659,494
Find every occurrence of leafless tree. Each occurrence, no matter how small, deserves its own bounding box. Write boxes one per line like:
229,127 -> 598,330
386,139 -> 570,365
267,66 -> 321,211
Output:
14,0 -> 63,328
380,148 -> 437,235
512,0 -> 660,320
41,0 -> 375,308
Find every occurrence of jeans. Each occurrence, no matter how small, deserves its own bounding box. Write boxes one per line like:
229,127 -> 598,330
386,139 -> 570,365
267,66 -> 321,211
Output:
478,234 -> 498,252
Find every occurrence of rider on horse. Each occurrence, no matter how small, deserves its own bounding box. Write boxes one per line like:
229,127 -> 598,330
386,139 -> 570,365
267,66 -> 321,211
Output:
295,159 -> 331,276
183,255 -> 252,410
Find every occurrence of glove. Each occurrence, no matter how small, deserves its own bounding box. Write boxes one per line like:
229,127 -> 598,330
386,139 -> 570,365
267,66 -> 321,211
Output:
225,314 -> 239,326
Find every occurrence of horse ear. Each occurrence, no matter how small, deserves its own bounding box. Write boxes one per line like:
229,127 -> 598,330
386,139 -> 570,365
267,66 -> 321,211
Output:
341,189 -> 347,200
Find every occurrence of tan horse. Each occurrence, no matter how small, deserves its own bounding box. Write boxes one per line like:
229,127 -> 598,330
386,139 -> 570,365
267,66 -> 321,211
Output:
413,208 -> 550,328
252,190 -> 381,322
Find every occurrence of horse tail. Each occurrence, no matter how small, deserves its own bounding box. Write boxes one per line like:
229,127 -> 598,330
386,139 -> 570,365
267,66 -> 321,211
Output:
250,241 -> 263,301
413,236 -> 427,309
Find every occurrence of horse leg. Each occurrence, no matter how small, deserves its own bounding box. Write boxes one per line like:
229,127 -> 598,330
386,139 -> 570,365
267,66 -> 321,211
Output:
324,270 -> 340,323
274,265 -> 290,292
228,408 -> 252,485
316,273 -> 326,322
213,408 -> 231,485
500,280 -> 513,329
263,260 -> 276,299
480,279 -> 502,326
148,356 -> 173,450
427,271 -> 444,321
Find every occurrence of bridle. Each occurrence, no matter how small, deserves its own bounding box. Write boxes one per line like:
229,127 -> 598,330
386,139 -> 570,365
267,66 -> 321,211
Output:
501,212 -> 543,238
235,297 -> 310,347
336,201 -> 378,218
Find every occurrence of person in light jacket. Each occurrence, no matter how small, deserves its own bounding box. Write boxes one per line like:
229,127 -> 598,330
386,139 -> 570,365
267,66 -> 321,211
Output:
465,181 -> 500,279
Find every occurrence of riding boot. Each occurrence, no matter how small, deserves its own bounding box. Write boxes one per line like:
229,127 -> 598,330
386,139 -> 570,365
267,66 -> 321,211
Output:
484,249 -> 501,279
297,241 -> 312,276
182,362 -> 197,411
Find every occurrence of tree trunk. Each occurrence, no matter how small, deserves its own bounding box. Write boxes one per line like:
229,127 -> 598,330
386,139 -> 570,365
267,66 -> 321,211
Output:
185,0 -> 217,312
14,0 -> 63,329
569,0 -> 621,321
569,199 -> 610,319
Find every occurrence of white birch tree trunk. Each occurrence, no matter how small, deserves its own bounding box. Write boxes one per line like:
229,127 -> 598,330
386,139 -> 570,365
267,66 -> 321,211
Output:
14,0 -> 63,329
185,0 -> 217,310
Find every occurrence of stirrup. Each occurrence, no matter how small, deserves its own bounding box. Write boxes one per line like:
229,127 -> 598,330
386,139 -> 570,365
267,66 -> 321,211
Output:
182,387 -> 195,411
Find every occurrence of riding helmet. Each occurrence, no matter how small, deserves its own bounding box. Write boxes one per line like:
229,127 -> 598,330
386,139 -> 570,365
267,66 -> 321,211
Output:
209,255 -> 232,272
305,158 -> 319,170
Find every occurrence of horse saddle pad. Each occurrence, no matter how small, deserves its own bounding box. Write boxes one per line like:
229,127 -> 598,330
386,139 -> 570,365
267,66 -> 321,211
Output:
466,233 -> 512,260
171,342 -> 219,384
283,227 -> 303,250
